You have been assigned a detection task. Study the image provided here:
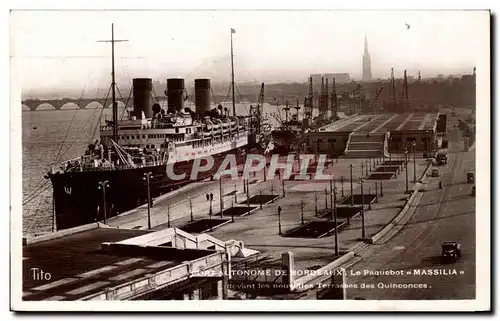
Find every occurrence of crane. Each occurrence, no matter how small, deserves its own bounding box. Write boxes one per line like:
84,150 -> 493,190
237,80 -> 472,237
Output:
249,83 -> 265,137
370,86 -> 384,113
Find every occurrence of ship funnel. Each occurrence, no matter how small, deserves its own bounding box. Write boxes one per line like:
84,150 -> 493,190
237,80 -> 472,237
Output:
133,78 -> 153,119
167,78 -> 185,113
194,79 -> 211,116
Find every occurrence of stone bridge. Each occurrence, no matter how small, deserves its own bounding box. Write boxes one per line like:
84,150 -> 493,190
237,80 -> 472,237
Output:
22,97 -> 165,111
22,94 -> 257,111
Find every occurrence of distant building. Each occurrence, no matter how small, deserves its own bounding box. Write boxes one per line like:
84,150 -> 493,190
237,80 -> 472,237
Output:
310,73 -> 350,87
362,35 -> 372,81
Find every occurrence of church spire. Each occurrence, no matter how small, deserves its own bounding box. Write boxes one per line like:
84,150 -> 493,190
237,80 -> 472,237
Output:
364,34 -> 369,56
362,35 -> 372,81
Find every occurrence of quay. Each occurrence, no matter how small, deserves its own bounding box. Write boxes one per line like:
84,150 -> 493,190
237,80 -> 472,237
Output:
22,112 -> 440,300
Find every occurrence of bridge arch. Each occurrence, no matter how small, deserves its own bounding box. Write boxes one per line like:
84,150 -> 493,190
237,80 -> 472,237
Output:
60,103 -> 80,110
83,100 -> 127,109
35,103 -> 56,111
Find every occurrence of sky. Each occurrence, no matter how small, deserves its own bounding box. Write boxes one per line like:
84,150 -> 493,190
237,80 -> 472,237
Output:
10,10 -> 489,94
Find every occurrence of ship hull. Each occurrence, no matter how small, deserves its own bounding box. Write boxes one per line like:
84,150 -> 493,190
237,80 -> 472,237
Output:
48,147 -> 245,230
271,130 -> 299,154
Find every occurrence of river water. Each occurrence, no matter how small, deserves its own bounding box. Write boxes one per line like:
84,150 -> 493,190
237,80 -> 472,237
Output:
21,102 -> 291,235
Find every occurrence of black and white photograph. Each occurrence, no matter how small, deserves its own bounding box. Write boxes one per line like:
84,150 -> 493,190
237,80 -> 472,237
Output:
10,8 -> 490,311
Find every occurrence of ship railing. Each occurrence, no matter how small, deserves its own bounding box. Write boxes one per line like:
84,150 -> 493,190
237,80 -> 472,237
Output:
52,161 -> 165,174
99,125 -> 113,132
149,123 -> 175,129
50,156 -> 87,174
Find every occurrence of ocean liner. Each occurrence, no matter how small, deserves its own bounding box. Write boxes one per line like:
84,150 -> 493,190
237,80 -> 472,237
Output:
45,25 -> 254,230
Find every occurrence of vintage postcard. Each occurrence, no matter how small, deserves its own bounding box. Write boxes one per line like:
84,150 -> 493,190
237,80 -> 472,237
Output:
10,9 -> 490,311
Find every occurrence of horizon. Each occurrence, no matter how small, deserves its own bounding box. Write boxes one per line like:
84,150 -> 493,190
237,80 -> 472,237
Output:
22,71 -> 474,100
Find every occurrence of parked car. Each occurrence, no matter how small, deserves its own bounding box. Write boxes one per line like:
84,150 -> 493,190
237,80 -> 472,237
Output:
442,242 -> 461,262
431,169 -> 440,177
467,172 -> 475,184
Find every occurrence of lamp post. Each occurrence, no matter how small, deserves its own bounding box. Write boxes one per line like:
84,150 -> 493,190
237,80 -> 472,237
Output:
405,149 -> 409,193
389,137 -> 392,162
314,191 -> 318,216
360,179 -> 366,239
246,178 -> 250,210
349,164 -> 354,207
231,200 -> 235,222
188,195 -> 193,222
300,200 -> 305,225
365,160 -> 369,175
206,193 -> 211,228
412,141 -> 417,182
143,172 -> 153,229
361,162 -> 364,178
167,201 -> 171,228
333,186 -> 339,256
97,180 -> 110,225
219,177 -> 224,218
324,187 -> 328,209
340,176 -> 344,197
278,206 -> 282,235
209,193 -> 214,231
329,177 -> 334,220
368,185 -> 372,209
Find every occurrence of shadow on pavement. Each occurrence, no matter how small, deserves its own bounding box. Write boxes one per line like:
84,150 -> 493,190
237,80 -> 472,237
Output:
397,255 -> 464,270
404,211 -> 474,225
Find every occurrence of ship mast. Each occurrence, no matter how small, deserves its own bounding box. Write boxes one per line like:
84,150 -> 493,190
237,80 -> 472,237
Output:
230,28 -> 236,116
98,23 -> 128,143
